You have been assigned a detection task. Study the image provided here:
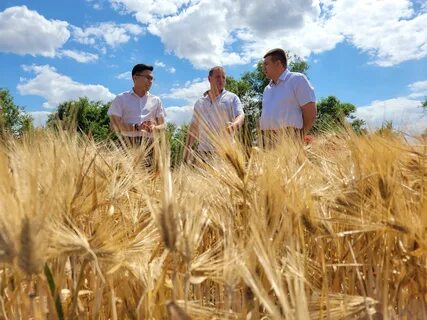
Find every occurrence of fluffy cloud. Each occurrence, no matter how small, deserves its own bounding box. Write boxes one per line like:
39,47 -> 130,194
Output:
17,65 -> 115,109
0,6 -> 70,57
111,0 -> 427,68
116,71 -> 131,80
163,78 -> 209,103
71,22 -> 144,48
408,80 -> 427,98
355,80 -> 427,135
323,0 -> 427,67
110,0 -> 193,24
165,105 -> 193,125
59,50 -> 99,63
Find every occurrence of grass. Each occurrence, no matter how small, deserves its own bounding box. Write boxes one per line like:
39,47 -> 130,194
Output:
0,128 -> 425,319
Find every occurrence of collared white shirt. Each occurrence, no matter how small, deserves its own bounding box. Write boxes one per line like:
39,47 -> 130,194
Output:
260,70 -> 315,130
192,89 -> 244,151
107,89 -> 165,137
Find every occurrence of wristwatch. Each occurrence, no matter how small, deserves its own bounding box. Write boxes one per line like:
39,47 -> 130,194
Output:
134,123 -> 139,130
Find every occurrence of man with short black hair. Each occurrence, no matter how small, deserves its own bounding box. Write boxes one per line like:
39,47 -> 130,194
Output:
260,48 -> 316,146
183,66 -> 244,162
108,63 -> 166,169
108,63 -> 165,142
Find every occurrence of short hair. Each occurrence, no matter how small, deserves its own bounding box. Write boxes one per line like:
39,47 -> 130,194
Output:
263,48 -> 287,68
208,66 -> 225,77
132,63 -> 153,76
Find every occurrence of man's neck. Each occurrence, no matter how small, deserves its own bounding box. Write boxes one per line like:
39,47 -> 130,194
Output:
208,88 -> 223,101
133,87 -> 147,97
271,68 -> 286,84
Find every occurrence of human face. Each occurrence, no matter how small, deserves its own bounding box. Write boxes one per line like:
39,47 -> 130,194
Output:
263,56 -> 282,81
208,69 -> 226,93
133,70 -> 154,92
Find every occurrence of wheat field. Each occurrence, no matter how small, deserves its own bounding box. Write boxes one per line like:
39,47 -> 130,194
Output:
0,129 -> 425,319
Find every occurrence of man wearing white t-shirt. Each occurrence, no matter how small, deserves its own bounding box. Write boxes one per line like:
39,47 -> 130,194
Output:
183,66 -> 244,162
260,48 -> 316,147
108,63 -> 166,144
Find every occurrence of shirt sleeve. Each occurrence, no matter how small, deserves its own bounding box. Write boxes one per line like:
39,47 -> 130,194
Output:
232,94 -> 244,117
294,74 -> 316,107
155,97 -> 166,119
191,100 -> 202,124
107,95 -> 122,117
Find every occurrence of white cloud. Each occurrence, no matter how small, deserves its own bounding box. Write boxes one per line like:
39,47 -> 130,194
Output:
155,60 -> 177,73
71,22 -> 144,48
111,0 -> 427,68
163,78 -> 209,103
323,0 -> 427,67
116,71 -> 131,80
30,111 -> 52,127
59,49 -> 99,63
0,6 -> 70,57
408,80 -> 427,98
147,2 -> 244,69
155,60 -> 166,68
17,65 -> 115,109
110,0 -> 193,24
165,105 -> 193,126
355,80 -> 427,135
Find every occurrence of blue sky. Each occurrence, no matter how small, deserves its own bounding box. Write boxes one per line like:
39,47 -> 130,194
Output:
1,0 -> 426,134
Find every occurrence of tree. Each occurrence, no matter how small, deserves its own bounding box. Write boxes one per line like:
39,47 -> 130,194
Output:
166,122 -> 189,167
375,120 -> 396,136
421,99 -> 427,115
47,97 -> 113,141
312,96 -> 366,134
0,89 -> 33,138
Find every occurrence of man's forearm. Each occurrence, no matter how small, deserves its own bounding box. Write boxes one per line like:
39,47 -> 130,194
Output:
184,123 -> 198,154
232,114 -> 245,127
301,102 -> 317,132
303,116 -> 315,132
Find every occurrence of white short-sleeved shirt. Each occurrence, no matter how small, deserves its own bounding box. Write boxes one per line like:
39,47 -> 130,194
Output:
192,90 -> 244,152
107,89 -> 165,137
260,70 -> 316,130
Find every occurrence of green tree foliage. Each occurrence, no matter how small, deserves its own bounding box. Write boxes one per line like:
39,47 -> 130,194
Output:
0,89 -> 33,137
166,122 -> 189,167
375,120 -> 396,136
421,99 -> 427,116
47,97 -> 113,141
313,96 -> 366,134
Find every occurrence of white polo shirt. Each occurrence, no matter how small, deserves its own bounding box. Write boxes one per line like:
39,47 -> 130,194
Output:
107,89 -> 165,137
260,70 -> 316,130
192,90 -> 244,151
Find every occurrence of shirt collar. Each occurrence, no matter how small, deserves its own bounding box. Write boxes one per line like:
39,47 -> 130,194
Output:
203,89 -> 226,101
130,88 -> 150,97
279,69 -> 289,81
270,69 -> 289,86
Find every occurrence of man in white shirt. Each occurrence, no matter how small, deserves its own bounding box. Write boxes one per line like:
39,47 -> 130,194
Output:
108,63 -> 165,141
183,66 -> 244,162
108,63 -> 166,168
260,48 -> 316,147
